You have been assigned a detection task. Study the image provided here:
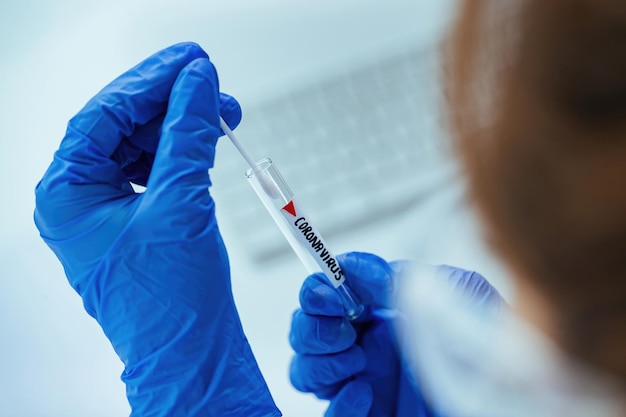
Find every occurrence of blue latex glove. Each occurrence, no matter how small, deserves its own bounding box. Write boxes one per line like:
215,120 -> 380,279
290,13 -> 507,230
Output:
289,252 -> 504,417
34,43 -> 280,417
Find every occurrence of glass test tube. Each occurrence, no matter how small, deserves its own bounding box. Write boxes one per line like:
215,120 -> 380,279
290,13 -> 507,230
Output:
246,158 -> 364,320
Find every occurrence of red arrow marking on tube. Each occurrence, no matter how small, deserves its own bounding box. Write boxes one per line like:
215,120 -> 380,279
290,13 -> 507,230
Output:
282,200 -> 297,217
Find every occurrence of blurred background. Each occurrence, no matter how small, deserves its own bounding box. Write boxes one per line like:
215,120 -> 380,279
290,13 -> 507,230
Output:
0,1 -> 511,416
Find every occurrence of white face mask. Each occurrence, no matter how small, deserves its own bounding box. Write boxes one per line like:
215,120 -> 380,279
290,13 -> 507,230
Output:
393,264 -> 626,417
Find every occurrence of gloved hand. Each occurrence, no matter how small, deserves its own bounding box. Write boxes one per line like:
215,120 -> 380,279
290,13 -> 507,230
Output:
288,251 -> 504,417
34,43 -> 280,417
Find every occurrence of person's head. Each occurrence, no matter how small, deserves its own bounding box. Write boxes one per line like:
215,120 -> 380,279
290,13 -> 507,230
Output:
447,0 -> 626,381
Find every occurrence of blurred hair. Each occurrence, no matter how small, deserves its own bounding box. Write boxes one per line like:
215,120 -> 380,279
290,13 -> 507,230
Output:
445,0 -> 626,379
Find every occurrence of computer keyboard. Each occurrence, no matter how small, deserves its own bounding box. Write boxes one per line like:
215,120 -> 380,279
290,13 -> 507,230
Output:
210,42 -> 458,263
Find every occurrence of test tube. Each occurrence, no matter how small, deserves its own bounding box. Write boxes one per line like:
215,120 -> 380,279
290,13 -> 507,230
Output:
246,158 -> 364,320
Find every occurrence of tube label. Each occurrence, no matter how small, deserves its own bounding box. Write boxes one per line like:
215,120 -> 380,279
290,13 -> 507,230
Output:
280,200 -> 345,288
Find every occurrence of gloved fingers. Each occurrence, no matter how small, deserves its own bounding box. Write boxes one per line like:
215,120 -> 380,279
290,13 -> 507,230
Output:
324,381 -> 373,417
114,92 -> 241,187
289,309 -> 356,354
35,43 -> 209,231
119,148 -> 155,186
313,384 -> 343,401
146,57 -> 227,211
337,251 -> 398,309
61,43 -> 207,184
299,273 -> 345,316
289,346 -> 366,393
298,255 -> 407,323
109,114 -> 165,185
218,92 -> 243,133
69,42 -> 207,156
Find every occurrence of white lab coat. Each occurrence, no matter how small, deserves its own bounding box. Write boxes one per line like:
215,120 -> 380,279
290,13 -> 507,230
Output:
394,265 -> 626,417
